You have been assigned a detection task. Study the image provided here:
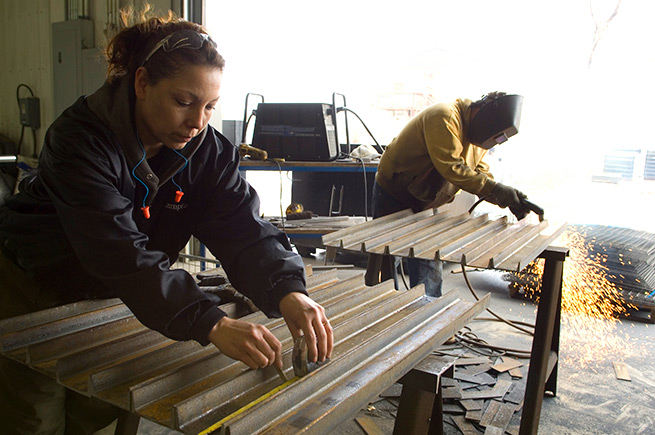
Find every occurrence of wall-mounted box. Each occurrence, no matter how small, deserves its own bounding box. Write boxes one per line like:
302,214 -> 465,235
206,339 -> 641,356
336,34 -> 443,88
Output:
19,97 -> 41,129
52,19 -> 105,117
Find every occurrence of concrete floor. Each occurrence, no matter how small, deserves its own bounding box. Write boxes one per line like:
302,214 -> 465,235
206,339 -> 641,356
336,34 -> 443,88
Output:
129,250 -> 655,435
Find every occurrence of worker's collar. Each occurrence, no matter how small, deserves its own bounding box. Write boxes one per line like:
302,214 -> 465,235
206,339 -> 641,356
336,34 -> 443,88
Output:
86,76 -> 206,199
457,98 -> 474,142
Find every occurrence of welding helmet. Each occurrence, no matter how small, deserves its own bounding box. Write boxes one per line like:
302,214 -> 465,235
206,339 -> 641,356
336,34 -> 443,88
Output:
468,93 -> 524,149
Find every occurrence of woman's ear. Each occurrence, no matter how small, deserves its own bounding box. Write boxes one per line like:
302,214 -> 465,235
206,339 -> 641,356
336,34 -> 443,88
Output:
134,67 -> 150,100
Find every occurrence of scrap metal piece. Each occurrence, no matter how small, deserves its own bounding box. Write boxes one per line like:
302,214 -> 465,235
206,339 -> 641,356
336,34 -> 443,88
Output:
291,335 -> 328,378
292,335 -> 308,378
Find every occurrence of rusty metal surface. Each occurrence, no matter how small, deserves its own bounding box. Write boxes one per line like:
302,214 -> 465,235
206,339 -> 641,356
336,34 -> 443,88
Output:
221,293 -> 488,435
322,209 -> 567,272
0,270 -> 488,434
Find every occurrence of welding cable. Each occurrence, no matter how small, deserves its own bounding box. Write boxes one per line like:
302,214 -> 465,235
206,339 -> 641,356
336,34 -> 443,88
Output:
460,262 -> 535,336
274,160 -> 286,232
455,328 -> 505,358
432,350 -> 468,358
398,258 -> 410,290
432,335 -> 504,359
467,197 -> 485,214
336,107 -> 384,154
456,328 -> 502,357
350,156 -> 369,221
241,93 -> 264,144
432,332 -> 503,359
455,328 -> 532,359
241,111 -> 256,144
15,84 -> 38,158
433,328 -> 532,359
474,317 -> 535,328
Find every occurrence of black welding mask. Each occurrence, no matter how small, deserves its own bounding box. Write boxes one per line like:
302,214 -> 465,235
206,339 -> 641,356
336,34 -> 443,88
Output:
468,94 -> 524,149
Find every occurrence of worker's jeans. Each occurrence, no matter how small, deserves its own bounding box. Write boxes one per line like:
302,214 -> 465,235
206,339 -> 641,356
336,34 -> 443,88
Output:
367,182 -> 443,297
0,251 -> 119,435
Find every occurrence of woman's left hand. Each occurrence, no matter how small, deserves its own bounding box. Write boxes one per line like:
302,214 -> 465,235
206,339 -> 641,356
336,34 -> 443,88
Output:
279,292 -> 333,363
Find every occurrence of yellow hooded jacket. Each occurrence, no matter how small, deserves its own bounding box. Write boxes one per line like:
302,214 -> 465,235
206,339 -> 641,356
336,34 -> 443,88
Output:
375,98 -> 497,211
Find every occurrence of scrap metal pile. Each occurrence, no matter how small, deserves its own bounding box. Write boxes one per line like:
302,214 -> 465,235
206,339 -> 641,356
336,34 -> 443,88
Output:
441,352 -> 529,433
0,269 -> 488,434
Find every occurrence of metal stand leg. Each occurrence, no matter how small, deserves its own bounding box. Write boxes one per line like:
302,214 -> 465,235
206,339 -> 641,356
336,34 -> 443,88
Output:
115,410 -> 140,435
393,356 -> 455,435
365,253 -> 396,287
394,388 -> 444,435
324,246 -> 338,266
365,253 -> 383,286
519,246 -> 568,435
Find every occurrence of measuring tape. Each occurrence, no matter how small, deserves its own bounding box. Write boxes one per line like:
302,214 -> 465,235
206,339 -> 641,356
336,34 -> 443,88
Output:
197,376 -> 300,435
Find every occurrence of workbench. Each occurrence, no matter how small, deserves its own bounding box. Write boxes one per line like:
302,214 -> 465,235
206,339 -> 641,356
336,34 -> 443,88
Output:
238,158 -> 379,255
388,246 -> 568,435
322,209 -> 569,434
0,209 -> 568,434
0,269 -> 488,434
239,158 -> 378,218
267,215 -> 367,257
238,158 -> 379,173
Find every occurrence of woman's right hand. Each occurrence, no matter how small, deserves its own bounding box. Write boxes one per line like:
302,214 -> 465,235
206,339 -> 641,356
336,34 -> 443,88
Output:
208,317 -> 282,369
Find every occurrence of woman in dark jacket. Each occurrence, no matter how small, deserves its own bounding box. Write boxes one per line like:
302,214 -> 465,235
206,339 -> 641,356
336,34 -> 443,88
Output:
0,8 -> 332,433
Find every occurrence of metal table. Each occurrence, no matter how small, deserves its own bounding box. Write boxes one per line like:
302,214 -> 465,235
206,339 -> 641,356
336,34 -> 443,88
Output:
0,269 -> 488,434
322,209 -> 569,434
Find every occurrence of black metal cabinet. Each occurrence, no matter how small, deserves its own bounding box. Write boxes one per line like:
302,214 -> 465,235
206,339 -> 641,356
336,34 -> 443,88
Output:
290,170 -> 376,217
239,160 -> 378,218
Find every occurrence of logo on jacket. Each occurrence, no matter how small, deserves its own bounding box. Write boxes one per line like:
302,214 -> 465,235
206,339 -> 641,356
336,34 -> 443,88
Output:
165,203 -> 189,211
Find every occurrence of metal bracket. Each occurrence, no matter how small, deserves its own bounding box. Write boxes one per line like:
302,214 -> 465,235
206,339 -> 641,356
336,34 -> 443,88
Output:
328,184 -> 344,217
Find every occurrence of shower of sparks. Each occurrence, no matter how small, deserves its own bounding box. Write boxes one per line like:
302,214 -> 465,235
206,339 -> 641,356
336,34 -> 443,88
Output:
508,225 -> 640,368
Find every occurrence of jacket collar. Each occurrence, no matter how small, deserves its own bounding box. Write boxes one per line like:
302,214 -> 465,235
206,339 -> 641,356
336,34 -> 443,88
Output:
457,98 -> 474,143
86,76 -> 207,205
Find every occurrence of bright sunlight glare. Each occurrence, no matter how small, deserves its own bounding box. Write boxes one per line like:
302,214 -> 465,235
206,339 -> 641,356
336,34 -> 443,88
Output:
206,0 -> 655,230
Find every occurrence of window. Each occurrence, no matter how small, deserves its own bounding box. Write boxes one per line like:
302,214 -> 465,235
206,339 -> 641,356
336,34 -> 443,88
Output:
206,1 -> 655,230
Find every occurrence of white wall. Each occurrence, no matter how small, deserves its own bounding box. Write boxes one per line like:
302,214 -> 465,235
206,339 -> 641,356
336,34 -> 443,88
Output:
0,0 -> 181,156
0,0 -> 54,156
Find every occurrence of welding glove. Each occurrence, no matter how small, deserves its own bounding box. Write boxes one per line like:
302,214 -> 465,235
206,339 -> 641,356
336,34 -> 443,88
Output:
486,182 -> 527,210
509,201 -> 531,221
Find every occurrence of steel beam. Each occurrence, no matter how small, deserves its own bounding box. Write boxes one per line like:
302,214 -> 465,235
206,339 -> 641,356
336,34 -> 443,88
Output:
220,294 -> 490,435
520,246 -> 567,435
175,285 -> 429,432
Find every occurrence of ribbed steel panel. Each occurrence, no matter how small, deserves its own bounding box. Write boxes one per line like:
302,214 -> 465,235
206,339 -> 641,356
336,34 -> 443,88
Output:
603,155 -> 635,179
323,209 -> 567,272
0,271 -> 488,433
571,224 -> 655,316
645,151 -> 655,180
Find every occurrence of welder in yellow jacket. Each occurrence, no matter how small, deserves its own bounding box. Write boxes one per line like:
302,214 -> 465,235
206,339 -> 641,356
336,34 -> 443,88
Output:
368,92 -> 531,297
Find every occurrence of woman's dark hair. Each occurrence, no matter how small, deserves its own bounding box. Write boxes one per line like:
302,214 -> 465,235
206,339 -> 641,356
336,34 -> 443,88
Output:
104,4 -> 225,84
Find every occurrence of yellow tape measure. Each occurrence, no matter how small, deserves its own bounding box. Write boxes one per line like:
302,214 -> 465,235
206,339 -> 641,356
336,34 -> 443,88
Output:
198,376 -> 299,435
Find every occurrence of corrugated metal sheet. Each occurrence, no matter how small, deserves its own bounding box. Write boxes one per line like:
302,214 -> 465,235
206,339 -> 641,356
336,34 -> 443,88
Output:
323,209 -> 567,272
572,224 -> 655,314
645,150 -> 655,180
0,270 -> 488,434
